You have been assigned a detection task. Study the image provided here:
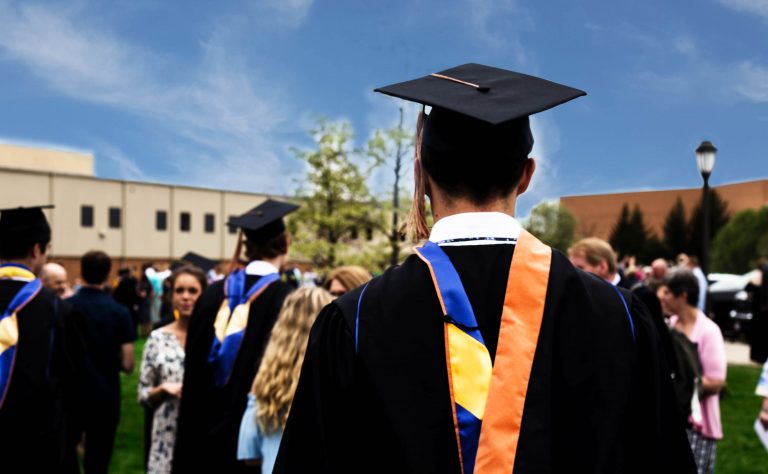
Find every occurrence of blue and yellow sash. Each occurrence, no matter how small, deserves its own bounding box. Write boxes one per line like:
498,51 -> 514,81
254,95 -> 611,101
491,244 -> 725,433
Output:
415,230 -> 551,473
208,269 -> 280,387
0,264 -> 42,409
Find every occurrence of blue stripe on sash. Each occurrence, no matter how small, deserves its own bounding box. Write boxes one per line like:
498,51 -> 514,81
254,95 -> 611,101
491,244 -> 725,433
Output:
418,241 -> 485,345
0,278 -> 42,406
208,271 -> 280,387
0,347 -> 16,404
226,269 -> 246,312
355,282 -> 370,354
455,403 -> 482,474
610,285 -> 635,343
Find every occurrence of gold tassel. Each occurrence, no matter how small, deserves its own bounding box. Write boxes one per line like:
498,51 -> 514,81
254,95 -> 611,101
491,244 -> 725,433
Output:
404,110 -> 430,242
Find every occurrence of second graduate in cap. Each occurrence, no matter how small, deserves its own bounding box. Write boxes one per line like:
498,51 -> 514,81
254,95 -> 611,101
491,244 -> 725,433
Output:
173,199 -> 298,473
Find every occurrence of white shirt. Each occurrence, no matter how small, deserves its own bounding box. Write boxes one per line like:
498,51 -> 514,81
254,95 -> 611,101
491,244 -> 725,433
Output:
428,212 -> 521,247
692,266 -> 708,311
245,260 -> 280,276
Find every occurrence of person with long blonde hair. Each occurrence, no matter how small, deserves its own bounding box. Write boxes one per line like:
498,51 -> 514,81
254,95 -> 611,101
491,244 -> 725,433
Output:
324,265 -> 371,298
237,287 -> 333,472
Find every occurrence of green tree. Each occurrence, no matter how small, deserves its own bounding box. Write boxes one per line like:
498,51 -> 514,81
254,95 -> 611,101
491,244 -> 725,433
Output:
524,202 -> 577,252
609,204 -> 633,258
640,233 -> 668,264
627,205 -> 649,257
290,118 -> 379,270
366,106 -> 413,267
710,206 -> 768,273
663,197 -> 688,258
688,188 -> 730,259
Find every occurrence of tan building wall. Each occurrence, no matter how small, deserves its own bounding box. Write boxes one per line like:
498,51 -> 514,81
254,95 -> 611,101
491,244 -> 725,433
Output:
0,168 -> 277,266
125,182 -> 172,259
561,179 -> 768,240
0,142 -> 93,176
52,174 -> 124,257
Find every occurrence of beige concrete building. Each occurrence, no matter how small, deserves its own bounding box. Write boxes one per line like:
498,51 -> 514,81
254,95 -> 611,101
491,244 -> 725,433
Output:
0,142 -> 94,176
0,142 -> 277,279
561,178 -> 768,240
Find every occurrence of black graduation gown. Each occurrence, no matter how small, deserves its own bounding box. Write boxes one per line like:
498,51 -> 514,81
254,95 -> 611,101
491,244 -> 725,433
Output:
0,282 -> 83,473
173,274 -> 293,473
275,245 -> 695,473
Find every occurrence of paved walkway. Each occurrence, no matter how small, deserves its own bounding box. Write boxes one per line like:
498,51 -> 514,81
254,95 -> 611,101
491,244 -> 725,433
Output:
725,341 -> 759,366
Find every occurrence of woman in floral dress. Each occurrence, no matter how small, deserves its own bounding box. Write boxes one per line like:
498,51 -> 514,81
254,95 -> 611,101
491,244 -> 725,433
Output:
138,265 -> 206,474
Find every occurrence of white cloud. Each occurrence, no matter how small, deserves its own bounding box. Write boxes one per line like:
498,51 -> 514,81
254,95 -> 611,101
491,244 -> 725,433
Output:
633,58 -> 768,104
515,115 -> 565,217
734,61 -> 768,102
717,0 -> 768,19
91,141 -> 147,181
257,0 -> 314,28
461,0 -> 534,67
0,2 -> 296,193
673,35 -> 697,56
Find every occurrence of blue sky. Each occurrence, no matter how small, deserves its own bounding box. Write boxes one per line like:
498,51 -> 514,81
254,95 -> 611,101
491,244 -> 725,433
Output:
1,0 -> 766,216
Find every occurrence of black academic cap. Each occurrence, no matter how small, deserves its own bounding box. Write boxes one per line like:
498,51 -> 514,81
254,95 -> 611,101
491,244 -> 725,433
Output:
0,205 -> 53,249
375,64 -> 586,164
176,251 -> 218,273
227,199 -> 299,243
374,63 -> 586,126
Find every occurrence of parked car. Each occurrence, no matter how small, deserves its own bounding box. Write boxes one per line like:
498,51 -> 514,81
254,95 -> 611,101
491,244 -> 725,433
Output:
707,271 -> 759,340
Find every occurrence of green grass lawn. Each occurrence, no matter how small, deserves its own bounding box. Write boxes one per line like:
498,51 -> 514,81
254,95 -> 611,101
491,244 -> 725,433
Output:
718,364 -> 768,473
109,340 -> 768,473
111,337 -> 146,474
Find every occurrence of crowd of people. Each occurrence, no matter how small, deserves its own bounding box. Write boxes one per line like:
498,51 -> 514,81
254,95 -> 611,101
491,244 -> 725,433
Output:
2,63 -> 767,473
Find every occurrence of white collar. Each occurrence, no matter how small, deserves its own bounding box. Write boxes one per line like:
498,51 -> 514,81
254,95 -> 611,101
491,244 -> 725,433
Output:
611,273 -> 621,286
428,212 -> 522,246
245,260 -> 280,276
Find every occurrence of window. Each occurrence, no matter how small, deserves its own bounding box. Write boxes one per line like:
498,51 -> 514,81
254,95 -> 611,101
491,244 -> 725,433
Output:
156,210 -> 167,231
180,212 -> 191,232
204,213 -> 215,233
365,227 -> 374,241
81,205 -> 94,228
228,215 -> 237,235
108,207 -> 121,229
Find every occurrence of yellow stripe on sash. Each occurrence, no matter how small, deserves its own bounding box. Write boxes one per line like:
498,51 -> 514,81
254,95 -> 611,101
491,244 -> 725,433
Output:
213,301 -> 231,342
446,323 -> 492,419
0,267 -> 35,281
225,304 -> 251,337
0,313 -> 18,353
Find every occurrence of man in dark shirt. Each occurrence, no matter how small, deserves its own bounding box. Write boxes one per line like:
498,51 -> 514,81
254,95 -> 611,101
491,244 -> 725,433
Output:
67,250 -> 135,473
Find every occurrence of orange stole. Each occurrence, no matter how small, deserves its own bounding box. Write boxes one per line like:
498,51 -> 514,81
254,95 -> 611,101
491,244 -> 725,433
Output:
474,229 -> 552,473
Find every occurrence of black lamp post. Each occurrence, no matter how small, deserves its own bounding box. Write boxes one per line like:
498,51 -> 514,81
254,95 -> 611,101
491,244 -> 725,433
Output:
695,140 -> 717,275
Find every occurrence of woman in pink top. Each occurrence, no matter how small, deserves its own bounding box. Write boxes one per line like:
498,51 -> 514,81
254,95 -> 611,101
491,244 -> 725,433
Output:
659,269 -> 727,474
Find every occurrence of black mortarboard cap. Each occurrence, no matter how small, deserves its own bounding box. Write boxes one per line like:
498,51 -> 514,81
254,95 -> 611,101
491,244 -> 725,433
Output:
227,199 -> 299,243
375,63 -> 586,164
0,205 -> 53,248
174,251 -> 218,273
375,63 -> 586,125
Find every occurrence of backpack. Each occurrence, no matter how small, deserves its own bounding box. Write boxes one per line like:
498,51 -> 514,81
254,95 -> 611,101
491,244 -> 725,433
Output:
668,328 -> 703,421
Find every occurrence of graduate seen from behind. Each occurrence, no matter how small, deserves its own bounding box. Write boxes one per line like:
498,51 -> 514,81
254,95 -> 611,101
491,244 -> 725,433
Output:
173,199 -> 298,474
237,287 -> 335,472
0,206 -> 82,473
274,64 -> 696,473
